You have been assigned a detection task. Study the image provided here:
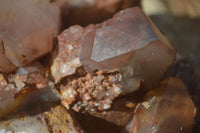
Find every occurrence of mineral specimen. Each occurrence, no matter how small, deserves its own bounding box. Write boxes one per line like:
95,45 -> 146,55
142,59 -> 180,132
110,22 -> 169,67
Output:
52,7 -> 176,112
61,70 -> 123,111
0,62 -> 59,118
0,105 -> 85,133
78,7 -> 176,87
0,0 -> 61,72
127,77 -> 196,133
51,25 -> 84,83
0,0 -> 199,132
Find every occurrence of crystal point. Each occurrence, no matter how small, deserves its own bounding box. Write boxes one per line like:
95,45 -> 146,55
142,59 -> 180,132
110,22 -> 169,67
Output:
52,7 -> 176,94
79,7 -> 175,73
91,8 -> 158,62
0,0 -> 60,72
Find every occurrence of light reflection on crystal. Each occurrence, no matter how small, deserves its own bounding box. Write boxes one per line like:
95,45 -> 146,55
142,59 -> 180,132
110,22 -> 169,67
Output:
129,77 -> 196,133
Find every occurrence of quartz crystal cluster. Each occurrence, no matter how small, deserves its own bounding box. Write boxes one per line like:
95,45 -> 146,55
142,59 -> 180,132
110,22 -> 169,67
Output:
52,7 -> 176,112
0,2 -> 198,133
61,70 -> 123,112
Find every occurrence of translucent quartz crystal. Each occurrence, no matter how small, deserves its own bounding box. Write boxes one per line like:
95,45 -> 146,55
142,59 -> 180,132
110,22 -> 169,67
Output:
79,7 -> 175,75
128,77 -> 196,133
80,7 -> 176,91
0,0 -> 60,72
52,7 -> 176,93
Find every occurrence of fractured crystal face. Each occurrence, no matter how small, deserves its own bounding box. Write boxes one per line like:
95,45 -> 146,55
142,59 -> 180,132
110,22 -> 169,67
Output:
0,0 -> 60,72
128,77 -> 196,133
51,25 -> 83,83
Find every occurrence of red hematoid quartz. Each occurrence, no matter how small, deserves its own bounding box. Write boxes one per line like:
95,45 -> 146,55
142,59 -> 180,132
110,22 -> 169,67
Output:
52,7 -> 176,112
52,7 -> 176,90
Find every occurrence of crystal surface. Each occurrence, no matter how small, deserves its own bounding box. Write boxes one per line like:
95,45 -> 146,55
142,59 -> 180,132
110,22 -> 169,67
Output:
51,25 -> 83,83
128,77 -> 196,133
53,7 -> 176,94
79,7 -> 175,73
91,9 -> 157,62
0,62 -> 58,118
80,7 -> 176,91
61,70 -> 123,112
0,0 -> 60,72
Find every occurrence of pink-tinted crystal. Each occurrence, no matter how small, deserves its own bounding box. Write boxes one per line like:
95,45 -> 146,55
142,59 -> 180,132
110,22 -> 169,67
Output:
51,25 -> 84,83
80,7 -> 176,91
52,7 -> 176,93
0,0 -> 60,72
79,7 -> 175,72
127,77 -> 196,133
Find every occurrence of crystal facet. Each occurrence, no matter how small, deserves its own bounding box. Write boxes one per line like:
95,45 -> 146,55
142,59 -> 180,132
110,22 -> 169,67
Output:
128,77 -> 196,133
79,8 -> 175,74
0,0 -> 60,72
52,7 -> 176,95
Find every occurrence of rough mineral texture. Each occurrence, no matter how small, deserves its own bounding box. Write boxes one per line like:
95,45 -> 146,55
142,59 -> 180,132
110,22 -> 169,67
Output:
51,25 -> 84,83
127,77 -> 196,133
79,7 -> 175,80
0,62 -> 59,118
61,70 -> 123,112
0,0 -> 60,72
52,7 -> 176,105
0,105 -> 85,133
76,92 -> 145,133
